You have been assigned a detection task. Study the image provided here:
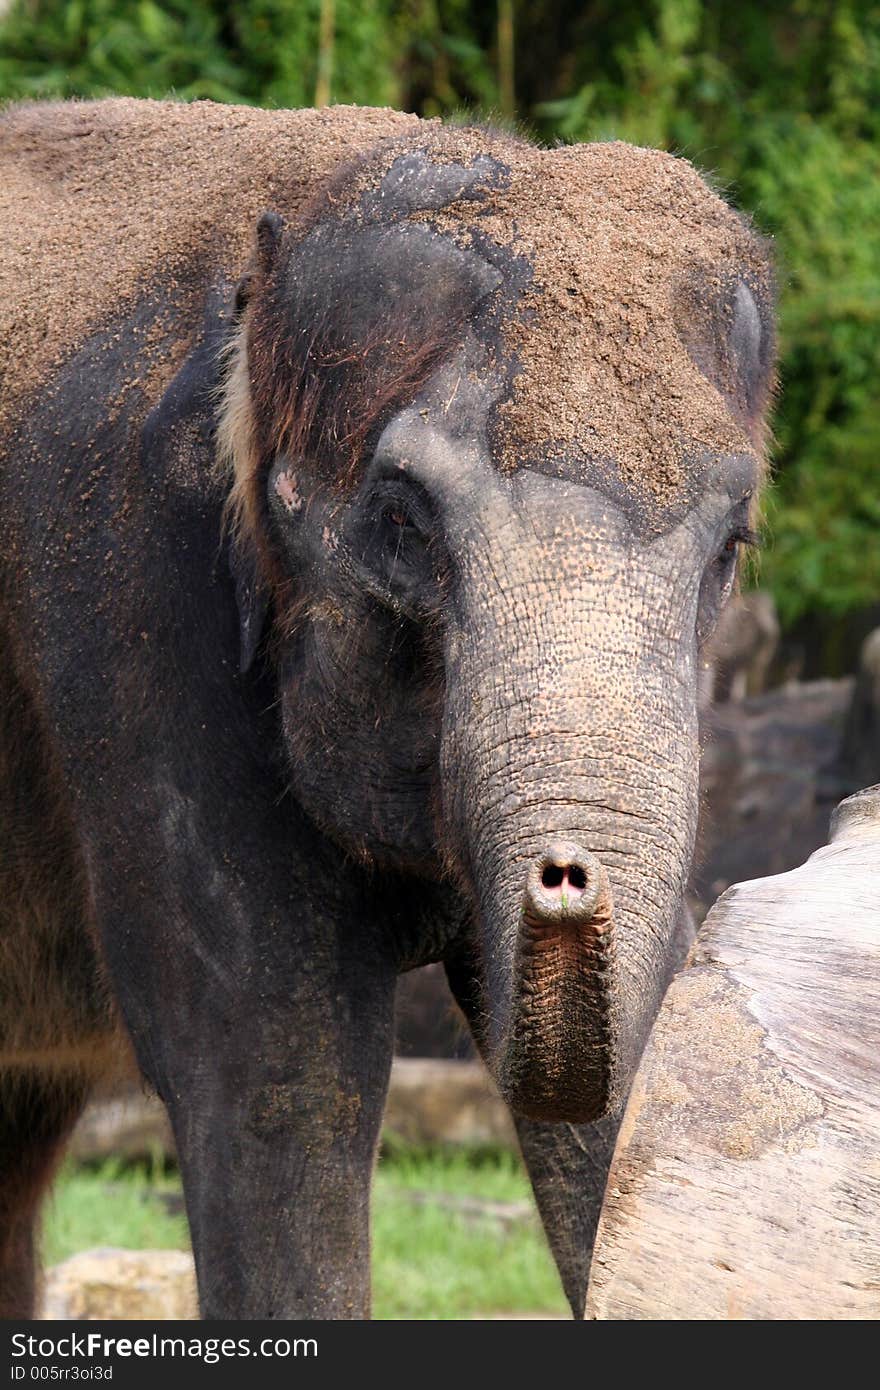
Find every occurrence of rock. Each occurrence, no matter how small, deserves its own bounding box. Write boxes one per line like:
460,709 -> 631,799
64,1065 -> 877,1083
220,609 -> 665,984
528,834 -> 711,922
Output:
701,590 -> 780,705
394,963 -> 474,1059
67,1091 -> 174,1165
694,677 -> 853,914
383,1058 -> 516,1147
838,626 -> 880,791
41,1248 -> 197,1320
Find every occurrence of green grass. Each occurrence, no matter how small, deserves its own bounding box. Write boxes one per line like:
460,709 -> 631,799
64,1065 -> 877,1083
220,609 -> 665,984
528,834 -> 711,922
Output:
373,1146 -> 565,1319
43,1159 -> 188,1266
41,1147 -> 567,1320
376,1140 -> 533,1203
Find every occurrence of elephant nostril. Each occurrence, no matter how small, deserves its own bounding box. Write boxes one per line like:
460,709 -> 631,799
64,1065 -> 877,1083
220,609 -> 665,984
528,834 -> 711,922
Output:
527,842 -> 608,923
540,863 -> 587,898
568,864 -> 587,893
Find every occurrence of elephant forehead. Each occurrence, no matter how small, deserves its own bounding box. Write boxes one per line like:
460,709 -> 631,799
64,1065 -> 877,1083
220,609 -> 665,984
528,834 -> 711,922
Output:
494,213 -> 757,505
363,135 -> 770,508
488,147 -> 763,503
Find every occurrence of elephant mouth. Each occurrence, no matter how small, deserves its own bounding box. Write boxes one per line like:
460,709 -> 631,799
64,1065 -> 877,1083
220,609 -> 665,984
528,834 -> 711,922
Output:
496,871 -> 617,1123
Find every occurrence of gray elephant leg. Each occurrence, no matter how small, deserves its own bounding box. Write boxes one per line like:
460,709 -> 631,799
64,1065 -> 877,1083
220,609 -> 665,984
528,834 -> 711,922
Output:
91,819 -> 399,1319
164,965 -> 396,1320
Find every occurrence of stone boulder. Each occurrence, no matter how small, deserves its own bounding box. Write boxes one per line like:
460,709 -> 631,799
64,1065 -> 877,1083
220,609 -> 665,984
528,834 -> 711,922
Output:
694,677 -> 853,913
838,626 -> 880,791
67,1091 -> 174,1165
700,590 -> 780,705
394,962 -> 474,1059
42,1248 -> 197,1320
383,1058 -> 515,1147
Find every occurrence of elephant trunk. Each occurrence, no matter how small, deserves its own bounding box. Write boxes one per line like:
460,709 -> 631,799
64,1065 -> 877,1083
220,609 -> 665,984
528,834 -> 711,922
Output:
440,542 -> 699,1123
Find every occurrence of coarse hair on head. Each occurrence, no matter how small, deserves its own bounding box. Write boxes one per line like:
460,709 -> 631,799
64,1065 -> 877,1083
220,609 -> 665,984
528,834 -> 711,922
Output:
216,203 -> 484,600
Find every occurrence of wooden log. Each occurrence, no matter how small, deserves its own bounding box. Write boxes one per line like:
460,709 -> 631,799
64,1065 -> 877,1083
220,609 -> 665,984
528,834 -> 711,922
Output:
587,785 -> 880,1320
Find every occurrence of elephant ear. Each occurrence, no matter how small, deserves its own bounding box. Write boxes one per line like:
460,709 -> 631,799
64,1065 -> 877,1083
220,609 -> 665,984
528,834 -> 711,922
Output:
222,211 -> 288,675
228,528 -> 270,674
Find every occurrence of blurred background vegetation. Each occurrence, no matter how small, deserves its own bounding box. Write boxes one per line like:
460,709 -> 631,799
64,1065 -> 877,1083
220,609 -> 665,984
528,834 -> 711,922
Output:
1,0 -> 878,660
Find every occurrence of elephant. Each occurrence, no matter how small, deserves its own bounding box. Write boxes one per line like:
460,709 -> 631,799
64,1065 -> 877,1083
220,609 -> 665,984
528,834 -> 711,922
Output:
0,97 -> 775,1318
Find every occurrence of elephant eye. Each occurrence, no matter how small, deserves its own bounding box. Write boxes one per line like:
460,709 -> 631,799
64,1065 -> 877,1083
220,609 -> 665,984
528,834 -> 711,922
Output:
352,478 -> 444,617
712,525 -> 757,599
383,503 -> 416,531
697,522 -> 760,647
380,510 -> 430,597
378,499 -> 426,560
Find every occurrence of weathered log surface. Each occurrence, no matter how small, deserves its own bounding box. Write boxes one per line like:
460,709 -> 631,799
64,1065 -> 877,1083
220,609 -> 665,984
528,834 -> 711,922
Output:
587,785 -> 880,1320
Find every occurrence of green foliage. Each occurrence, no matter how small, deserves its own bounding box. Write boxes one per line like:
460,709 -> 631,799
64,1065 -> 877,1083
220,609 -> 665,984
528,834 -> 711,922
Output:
232,1 -> 400,109
1,0 -> 878,626
0,1 -> 248,101
742,117 -> 880,622
0,0 -> 497,109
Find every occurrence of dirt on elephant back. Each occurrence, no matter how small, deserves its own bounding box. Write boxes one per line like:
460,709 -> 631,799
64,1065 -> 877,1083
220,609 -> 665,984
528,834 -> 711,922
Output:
0,98 -> 421,424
